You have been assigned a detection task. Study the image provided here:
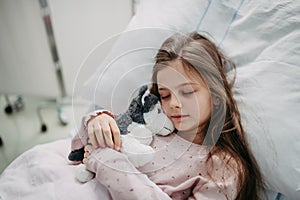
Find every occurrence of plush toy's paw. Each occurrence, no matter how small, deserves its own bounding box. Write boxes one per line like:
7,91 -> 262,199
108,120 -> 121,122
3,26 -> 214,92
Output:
121,135 -> 155,168
156,117 -> 174,136
75,164 -> 95,183
127,122 -> 153,145
68,148 -> 85,162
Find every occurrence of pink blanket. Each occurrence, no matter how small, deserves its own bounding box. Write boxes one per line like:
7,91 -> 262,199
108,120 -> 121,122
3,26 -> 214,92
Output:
0,139 -> 111,200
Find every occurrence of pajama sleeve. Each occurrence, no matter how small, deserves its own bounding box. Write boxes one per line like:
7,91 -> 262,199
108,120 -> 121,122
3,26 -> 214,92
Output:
189,174 -> 238,200
86,148 -> 172,200
189,159 -> 238,200
159,170 -> 238,200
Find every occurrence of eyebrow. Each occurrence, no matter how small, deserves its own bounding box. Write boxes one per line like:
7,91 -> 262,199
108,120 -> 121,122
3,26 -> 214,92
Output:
158,82 -> 200,90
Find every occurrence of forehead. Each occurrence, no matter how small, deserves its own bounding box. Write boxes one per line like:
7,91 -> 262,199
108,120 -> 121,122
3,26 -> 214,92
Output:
156,60 -> 205,89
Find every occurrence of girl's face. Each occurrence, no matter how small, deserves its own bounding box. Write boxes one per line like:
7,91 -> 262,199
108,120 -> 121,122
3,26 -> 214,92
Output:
157,60 -> 212,141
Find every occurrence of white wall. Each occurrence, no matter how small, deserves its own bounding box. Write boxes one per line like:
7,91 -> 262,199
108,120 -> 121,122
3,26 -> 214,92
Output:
0,0 -> 132,98
48,0 -> 133,98
0,0 -> 59,97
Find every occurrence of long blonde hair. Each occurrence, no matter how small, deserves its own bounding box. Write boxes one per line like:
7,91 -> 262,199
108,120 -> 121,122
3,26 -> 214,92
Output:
151,32 -> 265,200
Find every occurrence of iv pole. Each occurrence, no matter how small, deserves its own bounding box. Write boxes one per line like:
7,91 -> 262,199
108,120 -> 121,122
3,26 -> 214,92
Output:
37,0 -> 68,132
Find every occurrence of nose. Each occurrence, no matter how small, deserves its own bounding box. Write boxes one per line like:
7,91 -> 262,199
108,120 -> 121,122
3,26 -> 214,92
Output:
169,94 -> 182,109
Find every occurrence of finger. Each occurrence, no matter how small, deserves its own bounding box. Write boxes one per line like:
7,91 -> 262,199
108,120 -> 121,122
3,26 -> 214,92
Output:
82,158 -> 88,164
100,122 -> 114,148
84,152 -> 90,158
94,123 -> 106,148
87,123 -> 98,148
110,122 -> 121,150
87,138 -> 91,144
84,144 -> 93,153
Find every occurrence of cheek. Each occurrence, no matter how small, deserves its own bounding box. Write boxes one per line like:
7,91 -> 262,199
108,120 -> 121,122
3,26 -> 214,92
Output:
193,94 -> 211,116
161,102 -> 170,113
161,102 -> 167,110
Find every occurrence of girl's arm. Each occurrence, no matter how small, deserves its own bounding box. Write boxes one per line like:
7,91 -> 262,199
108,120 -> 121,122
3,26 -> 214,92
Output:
189,175 -> 238,200
86,148 -> 172,200
71,109 -> 120,152
189,159 -> 238,200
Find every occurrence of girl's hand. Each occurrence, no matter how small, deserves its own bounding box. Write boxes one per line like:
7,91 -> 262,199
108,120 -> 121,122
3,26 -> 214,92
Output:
82,144 -> 93,164
87,113 -> 121,151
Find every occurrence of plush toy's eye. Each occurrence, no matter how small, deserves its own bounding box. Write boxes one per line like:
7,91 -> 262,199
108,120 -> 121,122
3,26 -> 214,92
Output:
157,108 -> 161,114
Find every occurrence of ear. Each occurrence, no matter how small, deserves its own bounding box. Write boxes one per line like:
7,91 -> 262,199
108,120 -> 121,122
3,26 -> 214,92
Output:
212,96 -> 220,106
212,95 -> 221,110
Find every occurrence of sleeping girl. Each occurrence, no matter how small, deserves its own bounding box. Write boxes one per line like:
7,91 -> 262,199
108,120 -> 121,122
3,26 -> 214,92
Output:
70,31 -> 265,200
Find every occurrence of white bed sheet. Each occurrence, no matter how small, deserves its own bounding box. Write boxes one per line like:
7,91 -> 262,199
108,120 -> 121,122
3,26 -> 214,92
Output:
0,139 -> 111,200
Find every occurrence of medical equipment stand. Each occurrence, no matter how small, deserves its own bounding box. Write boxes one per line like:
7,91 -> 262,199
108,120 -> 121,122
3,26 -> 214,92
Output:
1,95 -> 25,146
4,95 -> 24,115
37,0 -> 68,132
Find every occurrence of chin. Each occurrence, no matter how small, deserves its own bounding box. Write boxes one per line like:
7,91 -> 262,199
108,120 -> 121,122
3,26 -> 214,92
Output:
176,124 -> 199,134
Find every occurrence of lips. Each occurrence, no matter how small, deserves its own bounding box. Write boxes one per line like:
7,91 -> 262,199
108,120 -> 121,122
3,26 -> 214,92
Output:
171,114 -> 189,119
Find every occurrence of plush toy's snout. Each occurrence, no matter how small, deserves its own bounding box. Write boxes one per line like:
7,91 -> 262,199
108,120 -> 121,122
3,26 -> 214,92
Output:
144,102 -> 174,136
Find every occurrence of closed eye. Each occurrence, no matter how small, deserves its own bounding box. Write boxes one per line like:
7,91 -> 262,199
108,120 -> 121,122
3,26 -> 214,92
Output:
161,95 -> 170,100
181,90 -> 195,95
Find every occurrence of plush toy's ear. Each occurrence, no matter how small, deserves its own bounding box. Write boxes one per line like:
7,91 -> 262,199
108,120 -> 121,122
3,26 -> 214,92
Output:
128,97 -> 144,124
127,85 -> 149,124
138,85 -> 149,97
142,93 -> 159,113
138,84 -> 159,113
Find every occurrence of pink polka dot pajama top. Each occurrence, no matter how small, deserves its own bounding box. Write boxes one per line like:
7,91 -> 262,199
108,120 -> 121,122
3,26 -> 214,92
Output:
86,132 -> 238,200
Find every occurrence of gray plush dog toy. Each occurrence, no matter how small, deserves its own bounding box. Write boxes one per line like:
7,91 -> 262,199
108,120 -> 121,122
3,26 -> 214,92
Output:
68,85 -> 174,183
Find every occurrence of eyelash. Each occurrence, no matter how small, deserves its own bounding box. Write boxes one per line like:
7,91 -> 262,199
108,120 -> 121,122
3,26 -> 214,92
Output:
181,90 -> 194,95
161,95 -> 170,100
160,90 -> 195,100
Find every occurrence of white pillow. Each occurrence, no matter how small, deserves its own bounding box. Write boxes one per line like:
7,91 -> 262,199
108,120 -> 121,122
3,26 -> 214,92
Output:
81,0 -> 213,113
233,62 -> 300,199
81,0 -> 300,199
82,28 -> 177,113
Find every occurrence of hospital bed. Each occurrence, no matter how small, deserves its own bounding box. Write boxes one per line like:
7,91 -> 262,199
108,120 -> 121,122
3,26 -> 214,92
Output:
0,0 -> 299,199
